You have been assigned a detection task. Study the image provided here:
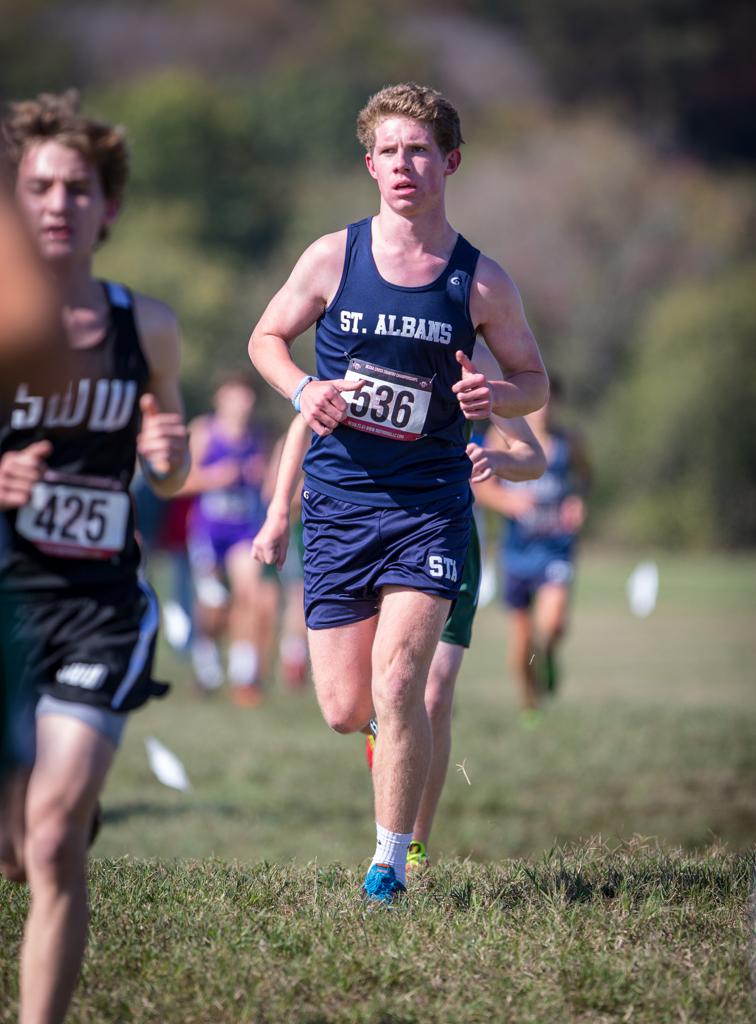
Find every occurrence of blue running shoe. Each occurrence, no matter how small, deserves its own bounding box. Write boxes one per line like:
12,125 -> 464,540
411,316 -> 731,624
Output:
362,863 -> 406,904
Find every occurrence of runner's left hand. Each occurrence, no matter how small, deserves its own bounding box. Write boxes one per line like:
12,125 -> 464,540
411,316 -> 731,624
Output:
559,495 -> 586,534
466,442 -> 493,483
138,393 -> 189,478
453,351 -> 493,420
251,508 -> 290,570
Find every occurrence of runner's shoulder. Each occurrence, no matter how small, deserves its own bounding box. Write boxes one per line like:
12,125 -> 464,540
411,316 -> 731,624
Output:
131,292 -> 179,339
472,253 -> 520,300
470,254 -> 525,325
131,292 -> 180,373
289,229 -> 348,305
299,229 -> 347,270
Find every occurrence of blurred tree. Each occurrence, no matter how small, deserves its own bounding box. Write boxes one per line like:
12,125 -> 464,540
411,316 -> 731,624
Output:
450,116 -> 754,406
461,0 -> 756,163
4,0 -> 755,545
0,1 -> 81,98
594,262 -> 756,547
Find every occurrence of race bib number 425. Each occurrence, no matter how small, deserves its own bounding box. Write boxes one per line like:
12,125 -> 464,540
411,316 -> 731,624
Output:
16,473 -> 129,560
343,359 -> 432,441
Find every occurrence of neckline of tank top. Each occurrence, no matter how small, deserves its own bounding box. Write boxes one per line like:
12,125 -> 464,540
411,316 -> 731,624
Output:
365,218 -> 464,293
65,279 -> 121,354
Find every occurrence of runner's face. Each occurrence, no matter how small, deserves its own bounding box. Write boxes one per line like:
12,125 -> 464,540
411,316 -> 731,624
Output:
15,141 -> 116,264
365,117 -> 460,214
215,383 -> 256,424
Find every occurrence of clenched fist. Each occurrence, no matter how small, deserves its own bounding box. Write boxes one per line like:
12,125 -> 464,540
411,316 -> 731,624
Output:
0,440 -> 52,509
137,393 -> 189,480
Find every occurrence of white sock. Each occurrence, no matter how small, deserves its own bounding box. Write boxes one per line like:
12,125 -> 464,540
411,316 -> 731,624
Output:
191,636 -> 223,690
370,823 -> 413,885
227,641 -> 259,688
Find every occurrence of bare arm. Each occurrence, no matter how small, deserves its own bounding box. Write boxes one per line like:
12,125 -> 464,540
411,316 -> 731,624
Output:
251,415 -> 310,569
177,416 -> 243,497
485,415 -> 546,481
248,232 -> 364,436
557,429 -> 592,534
134,294 -> 190,497
471,419 -> 544,515
463,256 -> 549,418
569,431 -> 592,496
461,339 -> 545,484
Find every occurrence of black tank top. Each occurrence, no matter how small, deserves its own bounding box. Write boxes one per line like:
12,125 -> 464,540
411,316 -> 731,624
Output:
0,281 -> 150,590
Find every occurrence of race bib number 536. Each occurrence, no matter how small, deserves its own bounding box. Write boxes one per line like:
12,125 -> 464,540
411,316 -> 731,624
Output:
16,472 -> 129,560
343,359 -> 432,441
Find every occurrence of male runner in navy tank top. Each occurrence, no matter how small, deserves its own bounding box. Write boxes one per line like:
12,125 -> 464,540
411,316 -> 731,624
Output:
0,92 -> 190,1022
249,83 -> 548,902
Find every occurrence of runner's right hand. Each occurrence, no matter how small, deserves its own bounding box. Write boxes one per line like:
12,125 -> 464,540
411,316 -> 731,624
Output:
0,440 -> 52,509
298,378 -> 364,437
251,507 -> 291,570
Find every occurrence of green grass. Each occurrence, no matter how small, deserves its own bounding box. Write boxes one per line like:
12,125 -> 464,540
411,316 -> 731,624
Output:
91,548 -> 756,864
0,843 -> 751,1023
1,550 -> 755,1021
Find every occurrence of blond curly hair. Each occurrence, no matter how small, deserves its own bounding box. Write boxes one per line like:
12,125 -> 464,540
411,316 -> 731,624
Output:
356,83 -> 463,155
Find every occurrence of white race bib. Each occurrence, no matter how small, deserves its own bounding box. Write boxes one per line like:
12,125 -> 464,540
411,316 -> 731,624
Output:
343,359 -> 432,441
17,474 -> 130,560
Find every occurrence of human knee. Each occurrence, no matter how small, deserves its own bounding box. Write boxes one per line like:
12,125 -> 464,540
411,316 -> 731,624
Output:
25,818 -> 87,883
373,670 -> 425,719
424,685 -> 454,731
543,620 -> 566,646
322,705 -> 368,735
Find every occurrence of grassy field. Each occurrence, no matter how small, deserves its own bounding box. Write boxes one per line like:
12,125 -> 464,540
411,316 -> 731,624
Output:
1,550 -> 755,1021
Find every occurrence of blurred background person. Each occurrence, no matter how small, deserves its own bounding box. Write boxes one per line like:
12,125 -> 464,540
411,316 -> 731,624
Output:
259,429 -> 309,690
131,469 -> 193,655
474,378 -> 591,720
182,370 -> 276,704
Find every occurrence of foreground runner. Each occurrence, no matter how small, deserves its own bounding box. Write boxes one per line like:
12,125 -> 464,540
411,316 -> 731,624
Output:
252,360 -> 546,869
0,155 -> 65,783
249,83 -> 547,902
0,92 -> 189,1024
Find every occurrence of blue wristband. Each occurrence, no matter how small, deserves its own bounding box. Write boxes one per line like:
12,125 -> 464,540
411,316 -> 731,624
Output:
291,375 -> 319,412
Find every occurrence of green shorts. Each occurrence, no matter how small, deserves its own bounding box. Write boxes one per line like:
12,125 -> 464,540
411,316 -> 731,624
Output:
440,518 -> 480,648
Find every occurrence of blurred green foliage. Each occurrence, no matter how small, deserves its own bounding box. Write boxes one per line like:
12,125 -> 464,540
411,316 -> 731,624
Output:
2,0 -> 754,546
596,262 -> 756,547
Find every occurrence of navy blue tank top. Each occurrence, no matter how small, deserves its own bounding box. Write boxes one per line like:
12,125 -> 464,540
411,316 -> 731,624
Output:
303,217 -> 480,507
502,432 -> 576,574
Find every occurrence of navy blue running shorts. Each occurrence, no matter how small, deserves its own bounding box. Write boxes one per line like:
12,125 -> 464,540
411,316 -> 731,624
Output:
504,558 -> 575,610
301,487 -> 473,630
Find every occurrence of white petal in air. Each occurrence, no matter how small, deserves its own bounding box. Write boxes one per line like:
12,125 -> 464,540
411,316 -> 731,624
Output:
626,560 -> 659,618
145,736 -> 191,791
477,558 -> 498,608
162,600 -> 192,650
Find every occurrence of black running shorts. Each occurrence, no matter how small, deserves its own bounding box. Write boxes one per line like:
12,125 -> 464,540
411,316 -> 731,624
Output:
0,578 -> 168,714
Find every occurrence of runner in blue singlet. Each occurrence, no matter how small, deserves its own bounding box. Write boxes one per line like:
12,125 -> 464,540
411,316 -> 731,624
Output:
249,83 -> 548,902
475,377 -> 591,718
